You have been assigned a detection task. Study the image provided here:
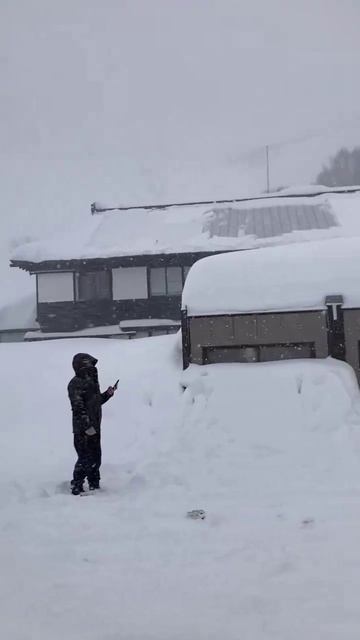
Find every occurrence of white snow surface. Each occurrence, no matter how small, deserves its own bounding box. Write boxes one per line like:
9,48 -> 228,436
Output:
183,236 -> 360,316
0,294 -> 38,331
2,335 -> 360,638
24,325 -> 128,340
11,189 -> 360,262
25,320 -> 180,340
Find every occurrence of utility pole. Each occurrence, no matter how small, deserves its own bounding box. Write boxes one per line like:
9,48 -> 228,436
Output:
265,145 -> 270,193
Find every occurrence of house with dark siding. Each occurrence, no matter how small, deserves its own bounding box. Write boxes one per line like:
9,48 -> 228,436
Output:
10,186 -> 360,340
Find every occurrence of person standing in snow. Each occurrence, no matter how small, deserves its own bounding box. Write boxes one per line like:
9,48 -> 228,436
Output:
68,353 -> 116,495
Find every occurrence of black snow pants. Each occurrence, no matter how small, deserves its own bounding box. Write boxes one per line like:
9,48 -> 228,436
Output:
72,432 -> 102,488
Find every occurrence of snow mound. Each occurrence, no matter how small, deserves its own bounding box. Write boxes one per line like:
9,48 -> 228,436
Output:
181,359 -> 360,495
0,294 -> 38,331
183,236 -> 360,315
1,336 -> 360,639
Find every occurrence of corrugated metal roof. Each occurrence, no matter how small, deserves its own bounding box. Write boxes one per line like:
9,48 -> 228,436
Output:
13,189 -> 358,264
204,204 -> 337,239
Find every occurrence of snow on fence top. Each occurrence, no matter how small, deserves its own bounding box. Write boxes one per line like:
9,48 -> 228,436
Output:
11,187 -> 360,264
182,236 -> 360,316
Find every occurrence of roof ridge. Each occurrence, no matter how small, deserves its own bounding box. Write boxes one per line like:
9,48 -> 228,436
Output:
90,186 -> 360,215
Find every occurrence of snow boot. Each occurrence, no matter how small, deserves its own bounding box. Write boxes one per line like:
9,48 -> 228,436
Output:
71,486 -> 84,495
88,482 -> 100,491
71,481 -> 84,495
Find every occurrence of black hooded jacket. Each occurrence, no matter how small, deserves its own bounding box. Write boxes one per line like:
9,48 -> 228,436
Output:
68,353 -> 110,434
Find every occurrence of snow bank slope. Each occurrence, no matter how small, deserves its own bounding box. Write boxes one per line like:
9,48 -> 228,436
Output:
1,337 -> 360,639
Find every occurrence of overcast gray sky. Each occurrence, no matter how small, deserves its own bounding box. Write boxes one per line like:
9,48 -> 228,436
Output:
1,0 -> 360,302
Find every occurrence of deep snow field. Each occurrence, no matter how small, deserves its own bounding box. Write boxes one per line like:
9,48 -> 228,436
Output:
2,335 -> 360,639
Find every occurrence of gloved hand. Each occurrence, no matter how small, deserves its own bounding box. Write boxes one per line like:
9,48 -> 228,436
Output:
106,386 -> 115,397
85,426 -> 97,436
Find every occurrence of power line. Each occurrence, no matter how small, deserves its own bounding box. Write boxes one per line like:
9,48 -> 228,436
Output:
231,112 -> 360,165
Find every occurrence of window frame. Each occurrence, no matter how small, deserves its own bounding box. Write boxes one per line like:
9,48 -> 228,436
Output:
149,265 -> 188,297
36,271 -> 75,304
112,266 -> 148,300
75,270 -> 113,302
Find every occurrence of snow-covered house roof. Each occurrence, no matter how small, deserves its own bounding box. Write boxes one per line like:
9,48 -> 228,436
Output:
0,295 -> 38,331
11,186 -> 360,266
182,236 -> 360,317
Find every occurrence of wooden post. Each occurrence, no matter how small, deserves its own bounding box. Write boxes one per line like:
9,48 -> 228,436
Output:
181,307 -> 190,369
325,295 -> 345,361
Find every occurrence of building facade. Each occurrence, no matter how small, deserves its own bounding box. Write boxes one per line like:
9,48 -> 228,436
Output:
11,188 -> 360,339
182,304 -> 360,382
12,252 -> 215,335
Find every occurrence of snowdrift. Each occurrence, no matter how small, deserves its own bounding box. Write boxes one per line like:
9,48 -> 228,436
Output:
1,336 -> 360,639
182,236 -> 360,316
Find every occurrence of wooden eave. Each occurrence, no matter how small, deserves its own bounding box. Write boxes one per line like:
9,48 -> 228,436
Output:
10,249 -> 231,273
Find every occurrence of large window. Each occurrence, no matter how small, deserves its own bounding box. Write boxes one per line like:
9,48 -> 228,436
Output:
150,266 -> 183,296
260,343 -> 315,362
112,267 -> 147,300
76,271 -> 112,301
204,345 -> 258,364
203,342 -> 315,365
37,272 -> 74,302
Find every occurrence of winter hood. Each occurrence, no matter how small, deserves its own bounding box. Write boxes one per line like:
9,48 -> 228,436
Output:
72,353 -> 98,375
